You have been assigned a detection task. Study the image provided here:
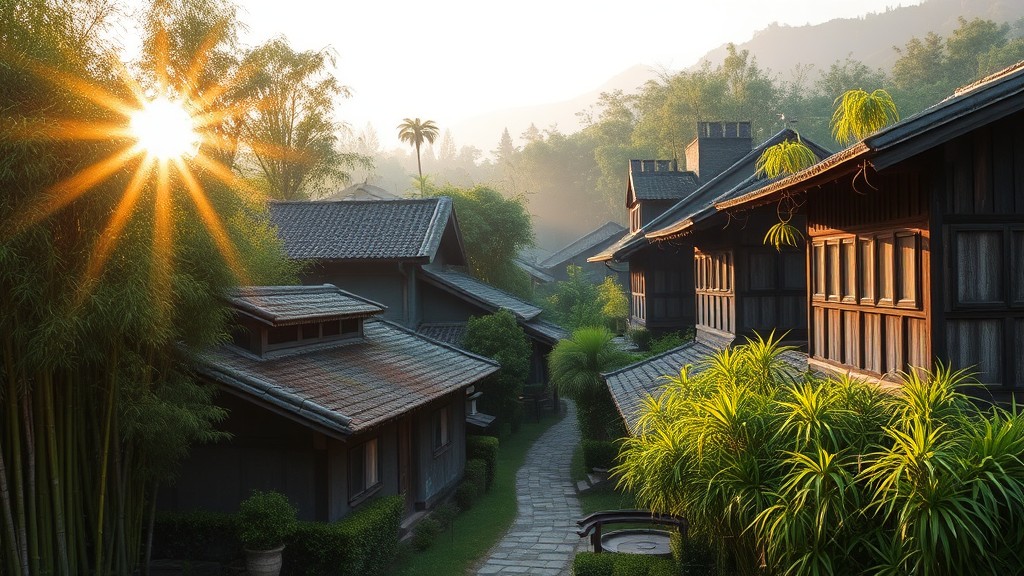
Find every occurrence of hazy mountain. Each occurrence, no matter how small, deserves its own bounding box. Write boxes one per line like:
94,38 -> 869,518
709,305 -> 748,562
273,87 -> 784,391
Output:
449,64 -> 658,154
453,0 -> 1024,151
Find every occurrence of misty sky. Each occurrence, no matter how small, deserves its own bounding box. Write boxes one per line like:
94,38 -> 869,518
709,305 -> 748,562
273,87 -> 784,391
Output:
117,0 -> 922,149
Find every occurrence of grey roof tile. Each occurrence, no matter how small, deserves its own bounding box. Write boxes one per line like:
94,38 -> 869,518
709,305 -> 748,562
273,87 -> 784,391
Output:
269,198 -> 453,261
539,222 -> 628,269
420,267 -> 542,321
198,319 -> 499,436
514,258 -> 555,283
521,318 -> 570,346
604,342 -> 811,432
229,285 -> 386,326
417,323 -> 467,347
630,170 -> 701,202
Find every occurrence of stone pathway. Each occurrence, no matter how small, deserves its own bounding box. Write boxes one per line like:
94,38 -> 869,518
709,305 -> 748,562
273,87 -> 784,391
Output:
475,401 -> 584,575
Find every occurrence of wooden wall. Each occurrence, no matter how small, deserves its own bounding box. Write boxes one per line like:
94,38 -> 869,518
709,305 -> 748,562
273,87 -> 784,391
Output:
807,168 -> 931,378
629,243 -> 695,333
937,112 -> 1024,391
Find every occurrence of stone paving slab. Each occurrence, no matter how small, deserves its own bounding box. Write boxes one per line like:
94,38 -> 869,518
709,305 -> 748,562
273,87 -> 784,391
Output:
474,401 -> 583,575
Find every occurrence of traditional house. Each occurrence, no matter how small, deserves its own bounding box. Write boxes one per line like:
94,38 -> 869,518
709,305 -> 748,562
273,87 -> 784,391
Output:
716,62 -> 1024,394
269,198 -> 566,391
162,285 -> 499,520
590,123 -> 830,343
324,181 -> 402,201
539,221 -> 628,286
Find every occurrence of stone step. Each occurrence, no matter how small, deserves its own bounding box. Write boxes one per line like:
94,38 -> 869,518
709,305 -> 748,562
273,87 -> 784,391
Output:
587,472 -> 609,487
576,480 -> 592,493
399,510 -> 427,536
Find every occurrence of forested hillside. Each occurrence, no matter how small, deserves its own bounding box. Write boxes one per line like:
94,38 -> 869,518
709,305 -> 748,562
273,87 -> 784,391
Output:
348,10 -> 1024,251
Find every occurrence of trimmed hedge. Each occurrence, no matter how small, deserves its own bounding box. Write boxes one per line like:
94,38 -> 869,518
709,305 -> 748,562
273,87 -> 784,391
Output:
465,459 -> 487,495
152,510 -> 240,562
582,439 -> 619,470
410,516 -> 442,552
281,495 -> 403,576
572,552 -> 679,576
466,435 -> 499,489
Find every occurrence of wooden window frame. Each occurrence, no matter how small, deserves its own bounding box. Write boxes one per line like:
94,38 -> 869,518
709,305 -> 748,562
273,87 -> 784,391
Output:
432,405 -> 451,455
348,437 -> 381,504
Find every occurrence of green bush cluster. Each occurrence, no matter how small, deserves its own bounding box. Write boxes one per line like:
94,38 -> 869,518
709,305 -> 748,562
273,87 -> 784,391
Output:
410,516 -> 442,552
237,490 -> 299,550
572,552 -> 678,576
467,435 -> 499,489
616,333 -> 1024,576
463,310 -> 531,432
626,327 -> 653,351
283,495 -> 403,576
152,510 -> 240,562
582,440 -> 619,470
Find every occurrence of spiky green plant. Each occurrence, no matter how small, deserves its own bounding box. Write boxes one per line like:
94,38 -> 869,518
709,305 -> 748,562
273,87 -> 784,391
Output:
831,88 -> 899,145
755,138 -> 819,179
548,326 -> 633,440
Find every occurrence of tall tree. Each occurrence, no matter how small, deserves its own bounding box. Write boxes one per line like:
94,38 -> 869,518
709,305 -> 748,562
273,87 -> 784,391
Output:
0,1 -> 295,574
397,117 -> 439,184
242,39 -> 366,200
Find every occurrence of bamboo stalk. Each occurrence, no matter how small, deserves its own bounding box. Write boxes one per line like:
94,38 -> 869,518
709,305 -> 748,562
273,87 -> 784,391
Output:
0,433 -> 23,576
21,391 -> 39,576
3,338 -> 28,576
94,351 -> 117,576
42,375 -> 71,575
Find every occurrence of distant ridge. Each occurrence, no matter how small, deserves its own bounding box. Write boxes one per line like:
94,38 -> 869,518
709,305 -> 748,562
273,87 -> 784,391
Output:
456,0 -> 1024,150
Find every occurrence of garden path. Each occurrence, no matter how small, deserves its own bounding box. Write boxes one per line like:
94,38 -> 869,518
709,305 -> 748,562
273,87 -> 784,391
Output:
474,400 -> 584,575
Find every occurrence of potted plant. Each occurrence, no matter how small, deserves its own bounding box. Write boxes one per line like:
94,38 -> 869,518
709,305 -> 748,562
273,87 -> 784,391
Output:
237,490 -> 298,576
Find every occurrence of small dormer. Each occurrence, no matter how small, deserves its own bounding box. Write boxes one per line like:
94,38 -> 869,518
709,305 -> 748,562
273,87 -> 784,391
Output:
626,160 -> 699,233
226,285 -> 388,357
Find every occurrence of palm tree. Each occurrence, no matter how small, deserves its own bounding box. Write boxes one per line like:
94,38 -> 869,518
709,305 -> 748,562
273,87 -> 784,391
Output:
548,327 -> 633,440
397,117 -> 439,183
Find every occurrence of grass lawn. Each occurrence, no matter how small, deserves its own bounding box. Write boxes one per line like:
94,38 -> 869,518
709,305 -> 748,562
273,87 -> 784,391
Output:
388,406 -> 566,576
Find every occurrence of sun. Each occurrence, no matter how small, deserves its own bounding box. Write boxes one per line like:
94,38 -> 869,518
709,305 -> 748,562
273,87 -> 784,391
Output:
129,96 -> 201,160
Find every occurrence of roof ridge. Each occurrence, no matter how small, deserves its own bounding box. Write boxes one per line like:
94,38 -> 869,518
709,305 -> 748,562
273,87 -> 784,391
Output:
418,196 -> 451,260
601,340 -> 711,378
539,221 -> 627,268
377,318 -> 500,369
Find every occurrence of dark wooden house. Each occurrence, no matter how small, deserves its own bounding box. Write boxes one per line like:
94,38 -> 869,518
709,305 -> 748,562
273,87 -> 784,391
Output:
718,62 -> 1024,393
269,197 -> 565,390
591,123 -> 830,343
163,285 -> 499,520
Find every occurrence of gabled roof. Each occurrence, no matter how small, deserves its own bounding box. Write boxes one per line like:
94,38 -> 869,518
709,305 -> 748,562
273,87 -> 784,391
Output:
323,181 -> 402,202
627,160 -> 700,206
646,130 -> 831,241
717,60 -> 1024,213
420,267 -> 543,321
269,197 -> 463,263
604,342 -> 809,432
521,318 -> 570,347
198,319 -> 499,437
229,285 -> 386,326
514,257 -> 555,284
539,222 -> 627,270
590,130 -> 831,261
417,323 -> 467,347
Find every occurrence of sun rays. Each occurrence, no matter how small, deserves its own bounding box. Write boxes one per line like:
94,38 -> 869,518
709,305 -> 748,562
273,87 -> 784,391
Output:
4,23 -> 264,303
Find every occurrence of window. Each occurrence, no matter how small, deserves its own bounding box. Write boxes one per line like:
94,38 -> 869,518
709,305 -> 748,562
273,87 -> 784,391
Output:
432,406 -> 450,452
349,438 -> 380,501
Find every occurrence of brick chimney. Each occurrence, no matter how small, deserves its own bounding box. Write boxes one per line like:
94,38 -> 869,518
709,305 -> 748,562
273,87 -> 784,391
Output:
629,159 -> 679,173
684,121 -> 752,181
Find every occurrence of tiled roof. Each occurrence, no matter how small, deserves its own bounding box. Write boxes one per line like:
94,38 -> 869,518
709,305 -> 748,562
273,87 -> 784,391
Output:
514,258 -> 555,283
229,285 -> 386,326
420,267 -> 543,321
269,198 -> 454,262
198,319 -> 500,436
417,323 -> 467,347
718,61 -> 1024,213
521,318 -> 570,346
539,222 -> 628,270
604,342 -> 810,432
588,230 -> 637,263
322,182 -> 402,202
629,169 -> 700,203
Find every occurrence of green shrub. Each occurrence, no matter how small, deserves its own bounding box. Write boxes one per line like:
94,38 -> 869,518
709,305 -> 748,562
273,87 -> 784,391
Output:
573,552 -> 615,576
647,330 -> 693,356
467,435 -> 499,489
464,458 -> 487,496
282,495 -> 402,576
432,501 -> 459,529
627,327 -> 652,351
237,490 -> 298,550
582,440 -> 619,470
455,480 -> 480,511
152,510 -> 240,562
463,310 -> 531,432
411,516 -> 442,552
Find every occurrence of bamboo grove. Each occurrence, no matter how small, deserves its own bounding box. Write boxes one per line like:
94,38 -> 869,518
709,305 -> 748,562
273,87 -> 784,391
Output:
0,1 -> 296,573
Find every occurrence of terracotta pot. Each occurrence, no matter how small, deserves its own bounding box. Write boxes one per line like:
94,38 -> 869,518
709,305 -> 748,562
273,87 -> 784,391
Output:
244,545 -> 285,576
